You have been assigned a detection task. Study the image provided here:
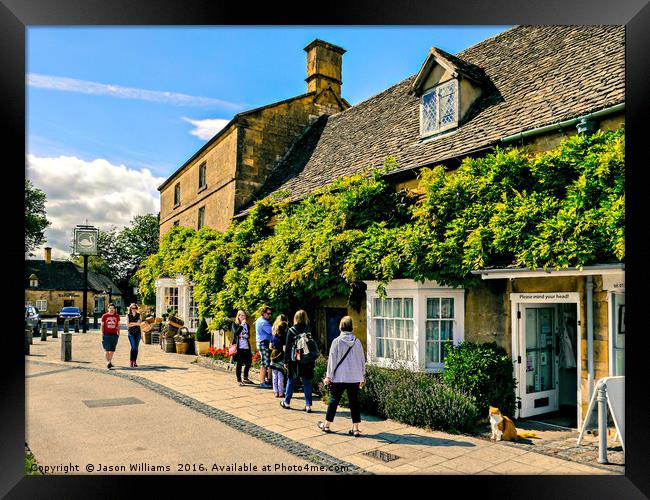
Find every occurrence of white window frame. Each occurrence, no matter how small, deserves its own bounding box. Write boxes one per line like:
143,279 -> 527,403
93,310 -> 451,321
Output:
365,279 -> 465,373
420,79 -> 460,138
425,296 -> 458,370
36,299 -> 48,312
188,286 -> 199,330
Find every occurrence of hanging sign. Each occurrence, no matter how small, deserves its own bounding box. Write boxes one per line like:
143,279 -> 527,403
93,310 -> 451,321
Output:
74,226 -> 99,255
511,292 -> 580,303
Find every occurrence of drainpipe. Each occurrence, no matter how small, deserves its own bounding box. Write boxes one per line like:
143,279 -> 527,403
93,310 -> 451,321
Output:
586,276 -> 595,401
500,103 -> 624,144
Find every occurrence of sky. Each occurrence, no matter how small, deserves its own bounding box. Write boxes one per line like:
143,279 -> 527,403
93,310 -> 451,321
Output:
26,25 -> 509,260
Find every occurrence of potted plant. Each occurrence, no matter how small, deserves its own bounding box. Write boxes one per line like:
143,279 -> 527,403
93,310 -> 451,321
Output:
195,318 -> 211,355
174,327 -> 194,355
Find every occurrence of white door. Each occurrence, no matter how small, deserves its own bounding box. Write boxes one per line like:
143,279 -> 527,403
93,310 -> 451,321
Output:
518,304 -> 560,417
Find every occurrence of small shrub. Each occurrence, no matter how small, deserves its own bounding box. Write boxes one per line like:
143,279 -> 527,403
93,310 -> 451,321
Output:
311,355 -> 328,396
195,317 -> 210,342
441,341 -> 516,418
378,368 -> 478,432
320,363 -> 478,432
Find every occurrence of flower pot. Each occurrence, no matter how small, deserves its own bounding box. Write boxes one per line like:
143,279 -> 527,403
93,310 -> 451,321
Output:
168,315 -> 184,329
162,337 -> 175,353
175,341 -> 190,355
195,340 -> 210,355
143,331 -> 152,344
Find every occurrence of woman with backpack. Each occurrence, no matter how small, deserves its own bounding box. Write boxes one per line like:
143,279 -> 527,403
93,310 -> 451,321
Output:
318,316 -> 366,436
280,310 -> 317,413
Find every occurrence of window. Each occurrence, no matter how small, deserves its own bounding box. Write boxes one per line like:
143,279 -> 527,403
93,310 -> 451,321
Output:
373,297 -> 415,363
173,220 -> 180,227
197,206 -> 205,229
366,280 -> 465,372
36,300 -> 48,312
198,162 -> 207,190
164,287 -> 179,314
426,298 -> 455,367
420,79 -> 458,136
188,287 -> 199,329
174,183 -> 181,206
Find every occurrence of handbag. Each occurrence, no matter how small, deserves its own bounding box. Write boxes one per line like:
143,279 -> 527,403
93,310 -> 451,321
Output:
228,344 -> 238,356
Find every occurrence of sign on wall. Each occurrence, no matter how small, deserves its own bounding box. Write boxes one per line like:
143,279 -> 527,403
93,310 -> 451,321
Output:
73,226 -> 99,256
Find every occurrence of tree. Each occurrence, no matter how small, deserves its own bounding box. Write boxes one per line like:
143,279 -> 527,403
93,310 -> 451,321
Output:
25,179 -> 51,255
73,214 -> 160,304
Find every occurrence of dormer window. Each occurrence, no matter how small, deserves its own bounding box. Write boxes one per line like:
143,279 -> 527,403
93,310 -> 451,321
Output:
29,274 -> 38,288
420,79 -> 459,137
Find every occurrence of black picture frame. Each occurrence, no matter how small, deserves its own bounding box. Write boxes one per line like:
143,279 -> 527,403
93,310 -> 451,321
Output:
5,0 -> 649,498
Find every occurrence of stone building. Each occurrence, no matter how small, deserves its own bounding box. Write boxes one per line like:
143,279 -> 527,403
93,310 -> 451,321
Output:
25,247 -> 123,318
157,26 -> 625,427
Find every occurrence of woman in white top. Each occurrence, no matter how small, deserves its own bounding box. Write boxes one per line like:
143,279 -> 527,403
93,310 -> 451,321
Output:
318,316 -> 366,436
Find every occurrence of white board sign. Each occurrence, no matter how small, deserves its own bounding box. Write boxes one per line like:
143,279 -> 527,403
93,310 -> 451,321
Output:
511,292 -> 580,303
601,273 -> 625,292
577,376 -> 625,451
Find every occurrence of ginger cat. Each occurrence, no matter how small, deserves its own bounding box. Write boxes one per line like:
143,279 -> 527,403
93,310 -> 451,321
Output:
488,406 -> 537,441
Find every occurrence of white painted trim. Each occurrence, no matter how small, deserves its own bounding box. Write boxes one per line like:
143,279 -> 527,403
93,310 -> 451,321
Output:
364,279 -> 465,372
477,265 -> 624,280
510,293 -> 582,426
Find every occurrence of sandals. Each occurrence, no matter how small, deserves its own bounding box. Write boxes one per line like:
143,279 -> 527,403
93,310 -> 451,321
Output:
280,401 -> 291,409
348,429 -> 361,437
318,421 -> 332,433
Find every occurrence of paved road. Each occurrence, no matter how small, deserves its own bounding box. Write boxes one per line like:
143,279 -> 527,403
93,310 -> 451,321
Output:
26,362 -> 328,475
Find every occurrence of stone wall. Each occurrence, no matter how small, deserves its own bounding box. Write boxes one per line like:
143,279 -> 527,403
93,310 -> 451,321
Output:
159,128 -> 239,236
25,289 -> 122,317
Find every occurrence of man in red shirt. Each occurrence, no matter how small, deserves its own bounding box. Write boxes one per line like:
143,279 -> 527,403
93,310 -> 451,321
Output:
101,303 -> 120,369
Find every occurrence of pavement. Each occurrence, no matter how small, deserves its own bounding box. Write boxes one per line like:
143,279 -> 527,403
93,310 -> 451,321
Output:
25,329 -> 624,475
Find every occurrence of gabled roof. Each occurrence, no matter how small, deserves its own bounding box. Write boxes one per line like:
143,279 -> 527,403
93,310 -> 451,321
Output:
157,90 -> 349,192
410,46 -> 487,94
238,25 -> 624,213
25,260 -> 121,294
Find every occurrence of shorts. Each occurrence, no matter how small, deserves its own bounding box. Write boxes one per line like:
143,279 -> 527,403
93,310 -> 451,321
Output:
102,334 -> 119,352
256,340 -> 271,368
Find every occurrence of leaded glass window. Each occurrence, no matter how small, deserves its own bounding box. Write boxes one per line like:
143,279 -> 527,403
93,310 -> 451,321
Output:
420,80 -> 458,136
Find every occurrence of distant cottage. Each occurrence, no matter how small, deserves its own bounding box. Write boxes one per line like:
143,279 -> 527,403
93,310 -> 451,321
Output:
156,26 -> 625,427
25,247 -> 123,316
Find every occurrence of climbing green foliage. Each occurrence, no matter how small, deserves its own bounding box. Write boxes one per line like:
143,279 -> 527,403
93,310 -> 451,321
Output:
136,128 -> 624,327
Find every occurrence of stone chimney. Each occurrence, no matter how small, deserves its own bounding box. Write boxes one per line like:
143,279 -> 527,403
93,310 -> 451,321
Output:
44,247 -> 52,264
304,39 -> 345,100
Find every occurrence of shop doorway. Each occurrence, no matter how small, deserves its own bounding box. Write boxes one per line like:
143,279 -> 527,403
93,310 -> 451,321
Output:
515,301 -> 578,425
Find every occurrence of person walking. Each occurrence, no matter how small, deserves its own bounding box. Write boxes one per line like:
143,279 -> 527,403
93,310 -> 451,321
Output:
318,316 -> 366,436
100,303 -> 120,369
281,310 -> 317,413
254,305 -> 273,388
126,303 -> 142,367
231,310 -> 254,386
270,316 -> 288,398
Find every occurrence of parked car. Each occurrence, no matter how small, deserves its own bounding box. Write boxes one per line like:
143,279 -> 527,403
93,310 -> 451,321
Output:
58,307 -> 82,325
25,306 -> 41,335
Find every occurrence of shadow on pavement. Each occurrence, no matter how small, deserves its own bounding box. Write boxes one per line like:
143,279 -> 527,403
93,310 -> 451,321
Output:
113,365 -> 189,372
370,432 -> 476,447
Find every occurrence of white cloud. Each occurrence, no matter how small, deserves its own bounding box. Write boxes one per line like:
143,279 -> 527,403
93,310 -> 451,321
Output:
26,154 -> 166,261
181,117 -> 231,140
27,73 -> 243,110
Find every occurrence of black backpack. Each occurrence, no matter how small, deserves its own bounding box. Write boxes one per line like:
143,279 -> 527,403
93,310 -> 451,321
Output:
291,328 -> 320,364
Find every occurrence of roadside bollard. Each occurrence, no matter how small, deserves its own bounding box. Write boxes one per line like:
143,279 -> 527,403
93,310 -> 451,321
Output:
597,381 -> 609,464
51,321 -> 58,339
64,319 -> 69,333
25,325 -> 31,355
74,318 -> 80,333
93,313 -> 99,329
40,323 -> 47,341
61,332 -> 72,361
